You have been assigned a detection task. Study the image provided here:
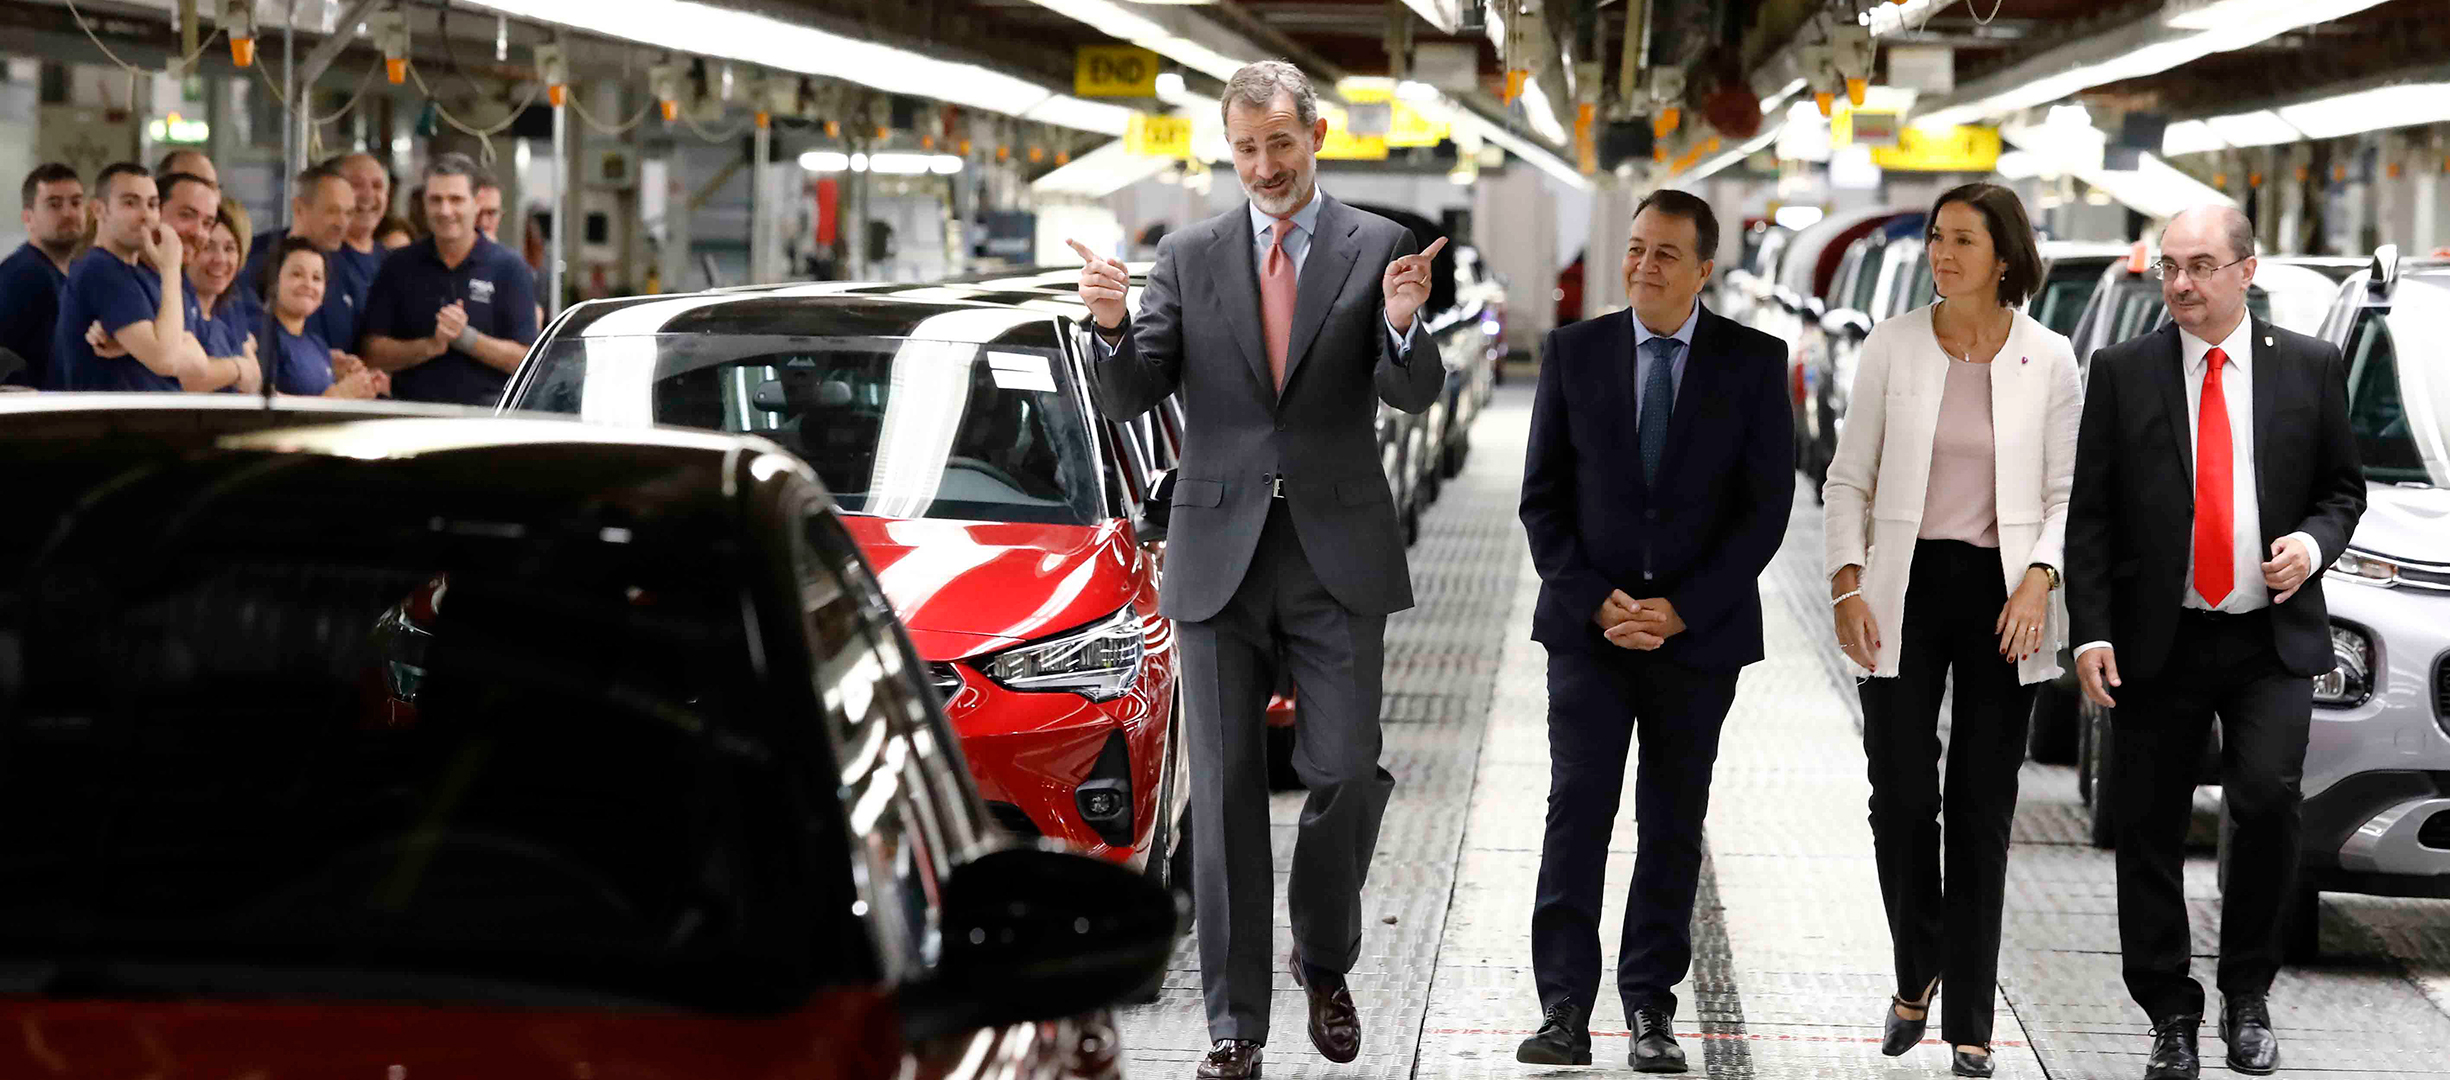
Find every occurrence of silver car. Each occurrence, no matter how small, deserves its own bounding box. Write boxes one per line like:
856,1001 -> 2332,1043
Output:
2235,245 -> 2450,959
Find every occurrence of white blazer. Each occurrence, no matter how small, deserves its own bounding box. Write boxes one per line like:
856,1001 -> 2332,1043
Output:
1821,304 -> 2082,685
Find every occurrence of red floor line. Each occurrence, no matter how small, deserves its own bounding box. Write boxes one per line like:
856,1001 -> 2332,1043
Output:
1424,1028 -> 2029,1049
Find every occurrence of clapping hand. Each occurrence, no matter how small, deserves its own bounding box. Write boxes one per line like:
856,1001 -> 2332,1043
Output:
432,302 -> 470,353
1065,239 -> 1129,331
1382,236 -> 1448,330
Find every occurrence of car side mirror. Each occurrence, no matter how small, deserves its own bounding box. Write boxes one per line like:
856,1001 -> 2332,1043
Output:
897,844 -> 1180,1043
751,380 -> 789,412
1804,296 -> 1828,321
1138,469 -> 1175,543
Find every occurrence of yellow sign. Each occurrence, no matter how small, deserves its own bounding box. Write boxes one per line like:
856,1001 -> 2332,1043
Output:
1075,45 -> 1160,98
1125,112 -> 1192,159
1871,124 -> 2001,172
1830,109 -> 1901,148
1384,102 -> 1450,147
1314,105 -> 1389,160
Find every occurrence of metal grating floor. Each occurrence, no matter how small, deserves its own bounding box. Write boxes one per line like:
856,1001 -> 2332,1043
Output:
1117,384 -> 2450,1079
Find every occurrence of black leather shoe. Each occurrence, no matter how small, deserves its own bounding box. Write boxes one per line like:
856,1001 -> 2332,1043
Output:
1953,1046 -> 1995,1077
1515,1000 -> 1592,1066
1882,994 -> 1932,1057
2143,1014 -> 2201,1080
1629,1005 -> 1686,1073
2221,996 -> 2278,1075
1287,950 -> 1360,1063
1197,1040 -> 1262,1080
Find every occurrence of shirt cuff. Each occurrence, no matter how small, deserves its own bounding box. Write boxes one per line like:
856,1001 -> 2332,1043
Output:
2282,530 -> 2326,569
2074,640 -> 2113,659
1090,326 -> 1122,359
1384,312 -> 1421,357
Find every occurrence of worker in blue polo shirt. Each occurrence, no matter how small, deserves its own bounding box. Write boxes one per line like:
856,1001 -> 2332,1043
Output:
50,162 -> 231,392
0,163 -> 84,388
239,161 -> 365,356
361,153 -> 539,405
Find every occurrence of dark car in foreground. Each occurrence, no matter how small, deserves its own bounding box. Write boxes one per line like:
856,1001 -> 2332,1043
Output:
0,396 -> 1174,1076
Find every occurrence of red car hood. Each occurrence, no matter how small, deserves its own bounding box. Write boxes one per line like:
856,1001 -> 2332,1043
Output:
0,990 -> 902,1078
840,516 -> 1135,659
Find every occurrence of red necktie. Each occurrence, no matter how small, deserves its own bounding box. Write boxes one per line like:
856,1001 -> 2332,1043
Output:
2193,346 -> 2235,606
1260,219 -> 1296,391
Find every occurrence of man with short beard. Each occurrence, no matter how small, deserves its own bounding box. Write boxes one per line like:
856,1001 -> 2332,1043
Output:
1068,58 -> 1445,1080
0,164 -> 85,387
360,153 -> 538,405
241,162 -> 368,358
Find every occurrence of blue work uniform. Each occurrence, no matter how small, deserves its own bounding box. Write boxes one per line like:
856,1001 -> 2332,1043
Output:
264,316 -> 336,397
0,242 -> 67,388
362,235 -> 539,406
52,248 -> 201,392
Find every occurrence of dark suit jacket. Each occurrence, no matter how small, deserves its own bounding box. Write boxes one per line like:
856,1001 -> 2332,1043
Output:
1084,194 -> 1445,622
1519,305 -> 1796,668
2065,319 -> 2366,681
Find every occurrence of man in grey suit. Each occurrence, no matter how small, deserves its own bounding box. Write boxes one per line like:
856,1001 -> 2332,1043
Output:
1069,59 -> 1446,1080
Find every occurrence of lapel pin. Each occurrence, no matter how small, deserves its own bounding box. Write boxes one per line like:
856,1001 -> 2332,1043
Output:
2264,336 -> 2274,347
2019,355 -> 2029,365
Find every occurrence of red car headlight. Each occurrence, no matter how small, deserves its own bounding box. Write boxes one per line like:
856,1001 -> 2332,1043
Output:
978,606 -> 1146,702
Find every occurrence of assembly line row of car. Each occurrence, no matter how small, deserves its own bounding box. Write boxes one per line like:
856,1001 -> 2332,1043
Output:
0,212 -> 1503,1075
1725,209 -> 2450,958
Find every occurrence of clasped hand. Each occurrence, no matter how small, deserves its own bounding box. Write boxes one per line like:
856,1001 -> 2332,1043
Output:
1593,589 -> 1685,650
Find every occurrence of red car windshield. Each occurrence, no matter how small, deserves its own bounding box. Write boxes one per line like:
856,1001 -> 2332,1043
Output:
512,330 -> 1105,527
0,447 -> 859,1010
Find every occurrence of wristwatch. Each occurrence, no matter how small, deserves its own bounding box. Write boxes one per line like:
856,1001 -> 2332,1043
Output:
2032,563 -> 2061,591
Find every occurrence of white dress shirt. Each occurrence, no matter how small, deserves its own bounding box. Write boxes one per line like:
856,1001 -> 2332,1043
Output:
2074,317 -> 2323,659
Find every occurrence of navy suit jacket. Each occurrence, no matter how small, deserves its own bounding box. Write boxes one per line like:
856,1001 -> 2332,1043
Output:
1519,304 -> 1795,667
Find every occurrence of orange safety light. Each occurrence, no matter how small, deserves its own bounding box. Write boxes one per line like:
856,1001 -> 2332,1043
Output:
1029,146 -> 1045,163
661,99 -> 678,121
1653,108 -> 1679,138
385,57 -> 407,84
1055,150 -> 1069,165
2125,240 -> 2149,275
1846,77 -> 1867,107
826,120 -> 841,138
1815,90 -> 1834,117
231,36 -> 255,68
755,111 -> 770,130
548,84 -> 567,107
2248,171 -> 2263,188
997,145 -> 1011,162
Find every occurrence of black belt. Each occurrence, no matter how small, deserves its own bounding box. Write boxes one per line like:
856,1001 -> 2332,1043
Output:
2179,605 -> 2268,623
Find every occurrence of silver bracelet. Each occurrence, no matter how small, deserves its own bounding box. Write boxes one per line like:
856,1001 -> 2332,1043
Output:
1830,588 -> 1863,606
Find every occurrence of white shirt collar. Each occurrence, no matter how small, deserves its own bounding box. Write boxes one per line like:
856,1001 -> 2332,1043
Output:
2178,312 -> 2254,377
1251,189 -> 1325,245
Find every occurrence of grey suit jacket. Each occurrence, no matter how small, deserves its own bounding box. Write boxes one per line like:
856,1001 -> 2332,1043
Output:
1085,193 -> 1445,622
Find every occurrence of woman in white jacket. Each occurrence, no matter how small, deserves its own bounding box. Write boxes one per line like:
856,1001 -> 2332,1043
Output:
1822,183 -> 2081,1078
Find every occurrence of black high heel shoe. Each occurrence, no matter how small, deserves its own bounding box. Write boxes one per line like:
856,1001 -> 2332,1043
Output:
1952,1045 -> 1995,1077
1881,983 -> 1936,1057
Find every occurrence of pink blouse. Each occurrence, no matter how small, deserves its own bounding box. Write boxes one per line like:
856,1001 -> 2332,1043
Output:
1918,354 -> 1999,548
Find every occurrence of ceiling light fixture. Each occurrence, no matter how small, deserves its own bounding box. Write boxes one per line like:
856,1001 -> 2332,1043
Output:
466,0 -> 1131,134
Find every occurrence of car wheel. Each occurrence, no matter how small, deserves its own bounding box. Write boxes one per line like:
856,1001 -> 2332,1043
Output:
2027,680 -> 2080,765
1266,722 -> 1302,792
2081,697 -> 2116,850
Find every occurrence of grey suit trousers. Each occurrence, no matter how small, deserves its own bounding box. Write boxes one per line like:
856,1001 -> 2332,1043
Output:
1179,499 -> 1394,1044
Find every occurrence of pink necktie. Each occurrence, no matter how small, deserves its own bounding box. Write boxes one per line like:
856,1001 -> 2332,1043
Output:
1261,219 -> 1297,391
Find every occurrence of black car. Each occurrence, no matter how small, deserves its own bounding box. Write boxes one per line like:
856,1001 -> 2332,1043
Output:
0,396 -> 1173,1077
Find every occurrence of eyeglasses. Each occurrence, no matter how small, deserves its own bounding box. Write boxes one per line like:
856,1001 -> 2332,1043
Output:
2150,255 -> 2249,281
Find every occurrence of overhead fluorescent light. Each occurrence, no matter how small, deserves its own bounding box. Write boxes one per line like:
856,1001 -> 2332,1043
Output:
1866,0 -> 1949,36
800,151 -> 850,172
1773,205 -> 1825,231
2164,0 -> 2332,30
2276,81 -> 2450,139
1156,71 -> 1186,97
1517,75 -> 1569,146
2000,118 -> 2232,219
1452,108 -> 1590,191
1993,149 -> 2043,179
1684,125 -> 1781,184
1913,0 -> 2395,129
1761,78 -> 1808,115
466,0 -> 1129,134
1018,0 -> 1254,82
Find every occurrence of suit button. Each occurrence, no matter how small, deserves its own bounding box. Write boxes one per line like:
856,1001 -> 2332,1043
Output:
1645,509 -> 1660,523
1260,472 -> 1273,483
1276,422 -> 1287,431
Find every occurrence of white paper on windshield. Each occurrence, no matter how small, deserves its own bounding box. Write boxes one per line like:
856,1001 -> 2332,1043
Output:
987,351 -> 1058,392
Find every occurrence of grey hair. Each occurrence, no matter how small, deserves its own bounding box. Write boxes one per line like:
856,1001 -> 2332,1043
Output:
423,151 -> 493,190
2163,204 -> 2256,262
1220,60 -> 1318,129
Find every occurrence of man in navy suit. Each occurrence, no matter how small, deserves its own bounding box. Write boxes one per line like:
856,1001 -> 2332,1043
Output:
1514,189 -> 1795,1073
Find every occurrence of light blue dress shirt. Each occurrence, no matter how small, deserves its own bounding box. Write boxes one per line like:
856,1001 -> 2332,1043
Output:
1631,300 -> 1700,414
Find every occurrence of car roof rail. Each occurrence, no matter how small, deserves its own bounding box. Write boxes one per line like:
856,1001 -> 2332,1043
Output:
2369,243 -> 2399,298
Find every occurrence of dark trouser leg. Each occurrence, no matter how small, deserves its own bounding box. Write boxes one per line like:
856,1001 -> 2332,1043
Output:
1935,569 -> 2035,1049
1532,647 -> 1637,1017
1177,568 -> 1283,1043
1273,510 -> 1393,974
2211,634 -> 2312,1001
2112,635 -> 2219,1021
1858,558 -> 1953,1011
1617,659 -> 1739,1019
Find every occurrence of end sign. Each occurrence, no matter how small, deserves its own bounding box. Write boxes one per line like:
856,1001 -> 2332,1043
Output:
1077,45 -> 1161,97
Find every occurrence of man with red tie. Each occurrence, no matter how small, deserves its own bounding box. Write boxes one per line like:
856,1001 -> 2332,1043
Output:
2067,204 -> 2364,1080
1069,59 -> 1447,1080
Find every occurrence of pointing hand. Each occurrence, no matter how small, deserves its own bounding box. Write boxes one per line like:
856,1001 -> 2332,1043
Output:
1382,236 -> 1448,331
1065,238 -> 1129,331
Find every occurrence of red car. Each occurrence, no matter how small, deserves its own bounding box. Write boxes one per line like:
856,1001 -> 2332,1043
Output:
0,397 -> 1175,1076
503,288 -> 1194,882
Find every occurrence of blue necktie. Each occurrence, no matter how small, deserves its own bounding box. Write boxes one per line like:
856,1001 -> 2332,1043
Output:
1639,336 -> 1680,487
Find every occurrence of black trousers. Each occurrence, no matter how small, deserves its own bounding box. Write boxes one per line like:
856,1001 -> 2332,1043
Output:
1177,500 -> 1393,1043
2111,607 -> 2310,1021
1856,539 -> 2036,1048
1532,643 -> 1739,1021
